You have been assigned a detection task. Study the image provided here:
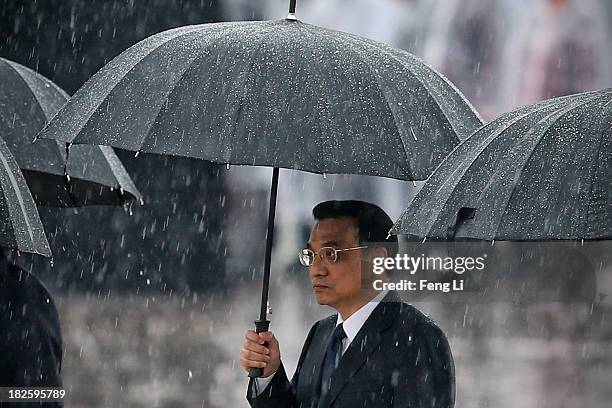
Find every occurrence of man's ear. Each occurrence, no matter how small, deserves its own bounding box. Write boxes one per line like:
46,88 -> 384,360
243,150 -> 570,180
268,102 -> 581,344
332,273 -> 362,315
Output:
368,246 -> 388,260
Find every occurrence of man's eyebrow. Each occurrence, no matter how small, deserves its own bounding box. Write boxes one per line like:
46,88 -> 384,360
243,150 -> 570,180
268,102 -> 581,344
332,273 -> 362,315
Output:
305,241 -> 341,249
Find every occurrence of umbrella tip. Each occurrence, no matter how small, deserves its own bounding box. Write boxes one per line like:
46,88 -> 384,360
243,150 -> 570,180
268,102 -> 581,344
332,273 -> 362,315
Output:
286,0 -> 298,20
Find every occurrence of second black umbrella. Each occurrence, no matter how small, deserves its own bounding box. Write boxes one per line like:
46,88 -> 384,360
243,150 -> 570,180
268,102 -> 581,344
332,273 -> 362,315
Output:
0,57 -> 141,207
392,89 -> 612,240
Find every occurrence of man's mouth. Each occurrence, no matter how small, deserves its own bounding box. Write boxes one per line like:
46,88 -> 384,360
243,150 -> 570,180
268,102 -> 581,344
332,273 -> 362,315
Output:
312,283 -> 329,289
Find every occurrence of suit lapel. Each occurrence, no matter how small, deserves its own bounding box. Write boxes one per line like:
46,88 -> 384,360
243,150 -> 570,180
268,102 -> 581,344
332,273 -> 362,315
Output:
318,291 -> 401,408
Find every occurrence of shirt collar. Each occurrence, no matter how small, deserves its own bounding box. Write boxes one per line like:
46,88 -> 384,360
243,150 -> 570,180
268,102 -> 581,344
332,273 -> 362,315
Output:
335,290 -> 389,343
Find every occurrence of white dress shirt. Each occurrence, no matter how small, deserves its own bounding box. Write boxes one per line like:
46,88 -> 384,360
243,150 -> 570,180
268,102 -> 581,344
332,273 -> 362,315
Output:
253,290 -> 390,395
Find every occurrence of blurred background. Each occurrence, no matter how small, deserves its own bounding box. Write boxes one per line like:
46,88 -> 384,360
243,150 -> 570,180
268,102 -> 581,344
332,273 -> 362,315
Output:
1,0 -> 612,406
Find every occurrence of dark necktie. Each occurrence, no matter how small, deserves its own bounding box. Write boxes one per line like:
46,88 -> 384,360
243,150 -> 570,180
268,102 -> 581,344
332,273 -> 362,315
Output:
320,323 -> 347,395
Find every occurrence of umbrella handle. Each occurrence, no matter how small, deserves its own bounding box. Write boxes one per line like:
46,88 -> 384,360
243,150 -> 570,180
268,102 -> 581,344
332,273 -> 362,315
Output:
248,319 -> 271,378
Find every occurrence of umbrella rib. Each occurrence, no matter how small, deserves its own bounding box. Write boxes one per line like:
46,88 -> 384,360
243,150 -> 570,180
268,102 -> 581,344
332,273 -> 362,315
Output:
420,111 -> 531,235
97,146 -> 142,202
5,60 -> 73,176
62,25 -> 206,147
293,23 -> 329,173
128,28 -> 232,153
3,60 -> 52,122
5,60 -> 69,121
408,99 -> 569,238
138,24 -> 279,160
225,36 -> 273,163
0,141 -> 36,246
311,26 -> 414,179
344,34 -> 479,142
357,55 -> 416,179
490,94 -> 604,239
584,92 -> 612,238
394,46 -> 484,127
4,59 -> 144,207
424,91 -> 599,239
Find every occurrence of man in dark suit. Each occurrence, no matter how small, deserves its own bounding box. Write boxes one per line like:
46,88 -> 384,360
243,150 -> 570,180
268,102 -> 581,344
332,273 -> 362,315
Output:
0,250 -> 63,407
240,200 -> 454,408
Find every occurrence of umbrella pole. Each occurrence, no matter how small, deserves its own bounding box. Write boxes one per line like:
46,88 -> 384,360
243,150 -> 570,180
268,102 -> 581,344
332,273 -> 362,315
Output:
248,166 -> 279,378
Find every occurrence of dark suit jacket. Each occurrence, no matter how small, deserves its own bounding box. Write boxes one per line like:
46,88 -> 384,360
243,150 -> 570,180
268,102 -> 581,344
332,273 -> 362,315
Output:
247,291 -> 454,408
0,257 -> 63,407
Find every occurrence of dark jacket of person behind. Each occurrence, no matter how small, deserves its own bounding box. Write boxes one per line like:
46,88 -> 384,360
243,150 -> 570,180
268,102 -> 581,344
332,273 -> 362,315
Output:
0,251 -> 63,407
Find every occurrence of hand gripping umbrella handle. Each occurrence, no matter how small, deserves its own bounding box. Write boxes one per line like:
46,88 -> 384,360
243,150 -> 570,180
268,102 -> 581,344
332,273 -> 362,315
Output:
248,319 -> 270,378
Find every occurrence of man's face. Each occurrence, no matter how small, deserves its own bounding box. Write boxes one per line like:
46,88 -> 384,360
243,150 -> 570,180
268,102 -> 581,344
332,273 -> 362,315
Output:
307,217 -> 364,309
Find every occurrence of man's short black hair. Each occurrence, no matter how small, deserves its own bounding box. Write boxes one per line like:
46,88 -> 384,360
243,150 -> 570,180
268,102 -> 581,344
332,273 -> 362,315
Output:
312,200 -> 398,257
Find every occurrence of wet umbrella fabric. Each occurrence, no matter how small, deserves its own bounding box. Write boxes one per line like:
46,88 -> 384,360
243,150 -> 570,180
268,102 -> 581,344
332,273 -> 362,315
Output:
0,57 -> 141,207
392,89 -> 612,240
0,135 -> 50,256
36,19 -> 482,180
36,17 -> 482,376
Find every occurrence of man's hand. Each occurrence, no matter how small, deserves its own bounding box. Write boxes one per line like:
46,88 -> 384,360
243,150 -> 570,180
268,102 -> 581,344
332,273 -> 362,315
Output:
240,330 -> 281,378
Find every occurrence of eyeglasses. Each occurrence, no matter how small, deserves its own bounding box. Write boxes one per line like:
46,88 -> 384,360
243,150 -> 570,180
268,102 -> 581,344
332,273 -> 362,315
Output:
298,246 -> 368,266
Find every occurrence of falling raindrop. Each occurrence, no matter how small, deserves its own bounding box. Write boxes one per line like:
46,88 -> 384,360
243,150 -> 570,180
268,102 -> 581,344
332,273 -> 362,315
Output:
134,151 -> 140,157
410,127 -> 418,141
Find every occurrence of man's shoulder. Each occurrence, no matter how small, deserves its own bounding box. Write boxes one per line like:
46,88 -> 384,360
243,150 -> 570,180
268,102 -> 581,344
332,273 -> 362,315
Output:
396,301 -> 437,327
311,314 -> 337,332
0,263 -> 51,304
394,301 -> 450,345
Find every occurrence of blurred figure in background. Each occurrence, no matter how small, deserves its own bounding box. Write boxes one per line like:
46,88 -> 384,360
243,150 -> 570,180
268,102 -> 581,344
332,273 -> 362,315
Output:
422,0 -> 505,120
500,0 -> 607,109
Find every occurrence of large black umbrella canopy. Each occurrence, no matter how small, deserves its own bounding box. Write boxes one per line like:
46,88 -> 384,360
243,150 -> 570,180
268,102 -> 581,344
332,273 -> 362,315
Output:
36,20 -> 481,179
36,4 -> 482,376
0,135 -> 50,257
392,89 -> 612,241
0,57 -> 141,207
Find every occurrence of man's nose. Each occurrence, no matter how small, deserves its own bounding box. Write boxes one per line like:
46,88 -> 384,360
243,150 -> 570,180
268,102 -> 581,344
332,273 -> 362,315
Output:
309,257 -> 328,277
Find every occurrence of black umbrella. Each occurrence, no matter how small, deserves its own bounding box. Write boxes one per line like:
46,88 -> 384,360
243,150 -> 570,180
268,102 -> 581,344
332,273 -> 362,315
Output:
37,1 -> 482,375
392,89 -> 612,240
0,134 -> 50,257
0,57 -> 141,207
